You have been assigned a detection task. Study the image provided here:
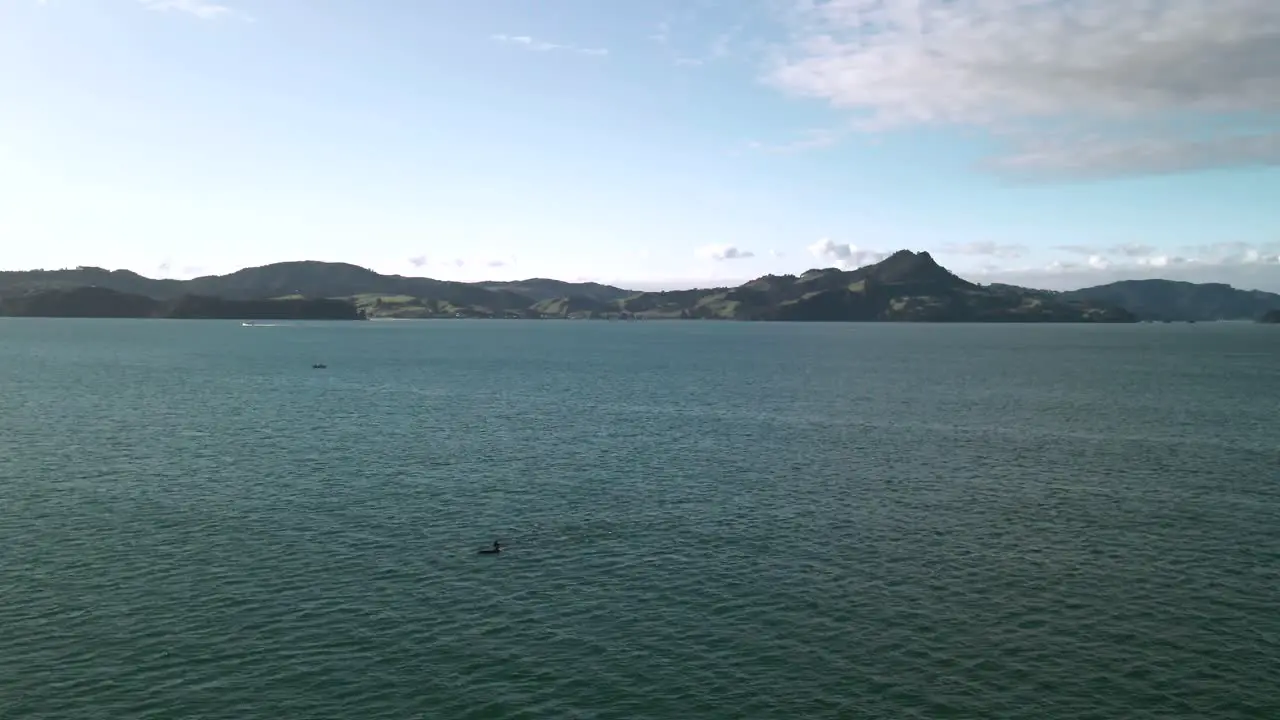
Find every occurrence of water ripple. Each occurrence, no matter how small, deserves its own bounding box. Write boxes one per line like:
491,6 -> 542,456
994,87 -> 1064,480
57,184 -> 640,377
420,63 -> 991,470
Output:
1,320 -> 1278,719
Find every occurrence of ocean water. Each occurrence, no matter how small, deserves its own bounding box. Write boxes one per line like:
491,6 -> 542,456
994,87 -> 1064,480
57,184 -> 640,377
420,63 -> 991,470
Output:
1,318 -> 1277,720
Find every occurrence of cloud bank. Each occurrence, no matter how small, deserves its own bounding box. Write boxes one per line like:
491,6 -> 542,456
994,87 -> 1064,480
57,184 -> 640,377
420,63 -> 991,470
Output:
1047,240 -> 1280,270
697,244 -> 756,261
768,0 -> 1280,178
965,240 -> 1280,290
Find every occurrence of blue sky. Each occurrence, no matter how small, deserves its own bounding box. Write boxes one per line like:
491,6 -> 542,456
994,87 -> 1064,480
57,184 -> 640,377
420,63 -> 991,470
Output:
2,0 -> 1279,290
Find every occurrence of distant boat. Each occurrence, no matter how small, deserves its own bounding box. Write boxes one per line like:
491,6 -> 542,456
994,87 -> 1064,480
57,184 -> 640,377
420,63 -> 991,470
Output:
312,363 -> 327,369
242,321 -> 256,327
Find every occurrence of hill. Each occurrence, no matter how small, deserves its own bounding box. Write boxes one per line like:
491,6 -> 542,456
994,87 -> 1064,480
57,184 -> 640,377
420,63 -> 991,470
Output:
0,286 -> 165,318
0,251 -> 1141,322
520,250 -> 1132,322
480,278 -> 632,304
1059,280 -> 1280,322
0,287 -> 365,320
1260,309 -> 1280,324
635,250 -> 1133,322
530,295 -> 618,318
0,268 -> 188,299
0,262 -> 549,314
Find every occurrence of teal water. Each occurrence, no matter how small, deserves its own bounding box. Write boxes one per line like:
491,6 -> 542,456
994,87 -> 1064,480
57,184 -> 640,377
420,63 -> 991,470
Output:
1,319 -> 1277,719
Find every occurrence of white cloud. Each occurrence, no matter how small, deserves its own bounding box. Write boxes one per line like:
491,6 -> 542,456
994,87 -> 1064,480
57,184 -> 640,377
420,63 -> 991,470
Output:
993,130 -> 1280,180
674,29 -> 740,67
768,0 -> 1280,177
1055,243 -> 1161,258
490,34 -> 608,56
417,252 -> 515,271
651,4 -> 755,68
1054,244 -> 1098,256
1113,244 -> 1159,258
138,0 -> 232,19
1136,255 -> 1191,268
942,241 -> 1026,259
1066,241 -> 1280,267
807,238 -> 888,269
747,128 -> 844,153
697,244 -> 756,261
973,248 -> 1280,291
1054,241 -> 1279,270
650,22 -> 670,45
1178,240 -> 1280,264
974,240 -> 1280,285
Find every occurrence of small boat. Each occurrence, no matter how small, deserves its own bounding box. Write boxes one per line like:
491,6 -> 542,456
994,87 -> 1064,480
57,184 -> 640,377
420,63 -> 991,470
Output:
312,363 -> 327,369
478,541 -> 503,555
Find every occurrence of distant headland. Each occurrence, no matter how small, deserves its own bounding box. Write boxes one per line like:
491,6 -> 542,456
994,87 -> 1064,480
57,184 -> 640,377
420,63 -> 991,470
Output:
2,250 -> 1279,323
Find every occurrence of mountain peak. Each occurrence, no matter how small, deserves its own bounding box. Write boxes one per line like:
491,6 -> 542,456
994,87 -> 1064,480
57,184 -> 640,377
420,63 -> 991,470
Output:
861,249 -> 970,288
883,249 -> 939,266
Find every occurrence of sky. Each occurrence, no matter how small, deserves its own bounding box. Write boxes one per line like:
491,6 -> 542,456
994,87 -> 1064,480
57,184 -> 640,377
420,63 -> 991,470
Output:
2,0 -> 1279,291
